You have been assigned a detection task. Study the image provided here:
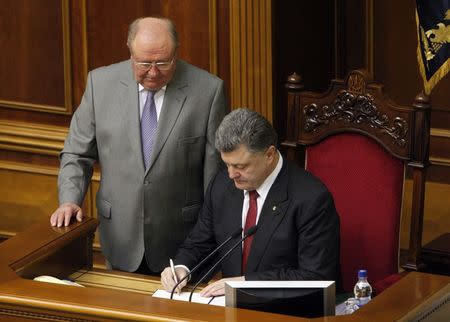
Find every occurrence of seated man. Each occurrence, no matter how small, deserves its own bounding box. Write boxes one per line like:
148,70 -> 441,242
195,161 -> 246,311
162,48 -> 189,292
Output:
161,108 -> 341,297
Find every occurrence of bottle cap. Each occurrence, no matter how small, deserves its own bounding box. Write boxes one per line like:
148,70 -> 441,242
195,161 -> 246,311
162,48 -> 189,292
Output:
358,269 -> 367,278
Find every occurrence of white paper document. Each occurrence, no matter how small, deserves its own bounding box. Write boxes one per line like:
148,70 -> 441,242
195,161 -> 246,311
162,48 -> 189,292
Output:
33,275 -> 84,287
152,289 -> 225,306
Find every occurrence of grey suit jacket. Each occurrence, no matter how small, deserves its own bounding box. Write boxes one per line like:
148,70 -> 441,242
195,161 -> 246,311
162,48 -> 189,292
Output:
58,59 -> 228,272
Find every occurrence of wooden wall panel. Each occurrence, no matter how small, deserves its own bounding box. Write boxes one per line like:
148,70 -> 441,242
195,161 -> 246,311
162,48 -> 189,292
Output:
401,179 -> 450,248
230,0 -> 273,120
0,0 -> 71,113
217,0 -> 231,97
86,0 -> 211,72
158,0 -> 211,71
0,163 -> 59,238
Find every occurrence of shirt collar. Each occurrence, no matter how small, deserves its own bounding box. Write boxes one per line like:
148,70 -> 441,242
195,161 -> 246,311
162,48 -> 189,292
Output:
138,84 -> 167,94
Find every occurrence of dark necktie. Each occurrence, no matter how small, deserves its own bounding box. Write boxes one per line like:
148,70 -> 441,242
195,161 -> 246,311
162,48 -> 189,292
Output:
141,90 -> 158,169
242,190 -> 259,273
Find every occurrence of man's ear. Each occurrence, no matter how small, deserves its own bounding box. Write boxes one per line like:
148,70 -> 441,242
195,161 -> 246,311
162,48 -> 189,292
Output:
266,145 -> 277,160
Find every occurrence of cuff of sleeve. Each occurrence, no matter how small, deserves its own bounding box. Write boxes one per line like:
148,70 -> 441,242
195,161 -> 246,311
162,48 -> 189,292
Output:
175,265 -> 191,281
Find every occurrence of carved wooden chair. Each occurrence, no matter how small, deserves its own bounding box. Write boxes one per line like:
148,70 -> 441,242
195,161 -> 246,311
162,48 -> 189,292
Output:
282,70 -> 431,294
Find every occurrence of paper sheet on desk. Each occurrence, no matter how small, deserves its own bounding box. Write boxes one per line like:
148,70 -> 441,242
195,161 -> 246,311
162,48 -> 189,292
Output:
152,289 -> 225,306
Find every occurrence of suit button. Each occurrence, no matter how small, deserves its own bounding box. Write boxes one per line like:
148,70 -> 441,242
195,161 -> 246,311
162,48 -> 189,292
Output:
144,181 -> 149,186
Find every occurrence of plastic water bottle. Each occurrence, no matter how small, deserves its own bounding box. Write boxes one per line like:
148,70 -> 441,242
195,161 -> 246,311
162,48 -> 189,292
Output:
353,269 -> 372,307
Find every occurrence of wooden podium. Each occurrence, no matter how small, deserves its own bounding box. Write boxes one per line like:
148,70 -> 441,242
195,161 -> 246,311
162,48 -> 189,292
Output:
0,217 -> 449,321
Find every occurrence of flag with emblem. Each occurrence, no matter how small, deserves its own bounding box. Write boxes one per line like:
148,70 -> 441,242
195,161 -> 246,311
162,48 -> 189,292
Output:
416,0 -> 450,94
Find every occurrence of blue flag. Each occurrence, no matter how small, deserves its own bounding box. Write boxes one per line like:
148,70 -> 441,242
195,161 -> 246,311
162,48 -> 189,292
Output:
416,0 -> 450,94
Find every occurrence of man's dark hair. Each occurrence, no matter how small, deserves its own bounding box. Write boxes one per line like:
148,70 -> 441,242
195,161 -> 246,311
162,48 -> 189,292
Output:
215,108 -> 277,153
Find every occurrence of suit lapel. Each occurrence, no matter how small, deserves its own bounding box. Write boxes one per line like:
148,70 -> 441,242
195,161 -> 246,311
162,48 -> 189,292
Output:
145,68 -> 188,175
246,161 -> 290,273
120,64 -> 145,174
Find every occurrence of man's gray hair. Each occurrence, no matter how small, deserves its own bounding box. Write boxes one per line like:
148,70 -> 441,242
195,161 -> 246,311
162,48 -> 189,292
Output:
215,108 -> 278,153
126,17 -> 179,52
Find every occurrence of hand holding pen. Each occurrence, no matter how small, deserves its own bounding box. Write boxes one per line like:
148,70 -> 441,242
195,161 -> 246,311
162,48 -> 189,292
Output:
161,259 -> 188,294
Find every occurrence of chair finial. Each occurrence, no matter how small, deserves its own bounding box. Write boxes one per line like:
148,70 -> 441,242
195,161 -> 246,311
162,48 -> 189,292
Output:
286,72 -> 304,91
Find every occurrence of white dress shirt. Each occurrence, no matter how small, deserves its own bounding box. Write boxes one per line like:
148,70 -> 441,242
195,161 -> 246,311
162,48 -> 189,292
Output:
241,152 -> 283,229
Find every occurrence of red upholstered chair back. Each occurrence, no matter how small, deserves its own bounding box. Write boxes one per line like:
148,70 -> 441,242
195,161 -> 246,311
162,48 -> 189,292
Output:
306,134 -> 403,292
282,70 -> 431,294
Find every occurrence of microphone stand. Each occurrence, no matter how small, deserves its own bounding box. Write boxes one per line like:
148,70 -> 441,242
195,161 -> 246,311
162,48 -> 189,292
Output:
188,225 -> 258,302
170,227 -> 242,299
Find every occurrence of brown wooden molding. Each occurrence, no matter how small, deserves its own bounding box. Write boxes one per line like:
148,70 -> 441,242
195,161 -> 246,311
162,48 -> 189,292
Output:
208,0 -> 218,75
0,121 -> 66,156
69,269 -> 159,295
431,128 -> 450,138
430,128 -> 450,167
61,0 -> 73,114
0,307 -> 90,322
230,0 -> 273,121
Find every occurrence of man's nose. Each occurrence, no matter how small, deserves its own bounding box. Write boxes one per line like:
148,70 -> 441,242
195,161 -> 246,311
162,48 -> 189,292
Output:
228,167 -> 240,179
147,65 -> 159,77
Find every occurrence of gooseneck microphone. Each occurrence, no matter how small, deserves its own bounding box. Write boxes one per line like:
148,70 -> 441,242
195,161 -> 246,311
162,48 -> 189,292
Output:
170,227 -> 243,299
188,225 -> 258,302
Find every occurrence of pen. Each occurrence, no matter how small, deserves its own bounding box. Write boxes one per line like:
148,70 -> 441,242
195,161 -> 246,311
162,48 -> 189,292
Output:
169,258 -> 179,284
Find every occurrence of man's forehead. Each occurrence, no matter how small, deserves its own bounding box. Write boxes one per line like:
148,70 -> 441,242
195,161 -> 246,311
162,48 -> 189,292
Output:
221,147 -> 259,163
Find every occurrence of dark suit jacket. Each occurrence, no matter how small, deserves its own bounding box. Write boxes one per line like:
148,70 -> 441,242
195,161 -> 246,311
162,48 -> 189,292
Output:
175,158 -> 341,283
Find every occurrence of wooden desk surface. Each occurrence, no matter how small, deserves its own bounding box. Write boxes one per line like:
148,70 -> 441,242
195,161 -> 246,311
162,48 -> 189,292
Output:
0,217 -> 449,321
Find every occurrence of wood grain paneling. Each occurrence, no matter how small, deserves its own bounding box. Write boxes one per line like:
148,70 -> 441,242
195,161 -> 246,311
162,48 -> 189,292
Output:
430,128 -> 450,166
86,0 -> 211,72
69,0 -> 88,109
401,179 -> 450,249
0,121 -> 66,156
0,0 -> 73,114
0,162 -> 59,238
217,0 -> 231,97
230,0 -> 273,120
0,160 -> 98,245
86,0 -> 145,70
160,0 -> 211,71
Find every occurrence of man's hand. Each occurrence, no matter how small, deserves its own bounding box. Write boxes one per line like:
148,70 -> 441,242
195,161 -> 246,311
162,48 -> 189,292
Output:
50,202 -> 84,227
199,276 -> 245,297
161,266 -> 188,294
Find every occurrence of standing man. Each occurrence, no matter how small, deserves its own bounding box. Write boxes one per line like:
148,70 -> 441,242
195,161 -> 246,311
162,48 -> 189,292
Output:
50,17 -> 228,274
161,108 -> 340,296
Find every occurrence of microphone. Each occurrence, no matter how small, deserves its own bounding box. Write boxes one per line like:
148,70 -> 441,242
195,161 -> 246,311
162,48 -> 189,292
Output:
188,225 -> 258,302
170,227 -> 243,299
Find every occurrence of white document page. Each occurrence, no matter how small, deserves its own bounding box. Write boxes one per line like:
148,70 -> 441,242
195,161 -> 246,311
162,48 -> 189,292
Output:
152,289 -> 225,306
